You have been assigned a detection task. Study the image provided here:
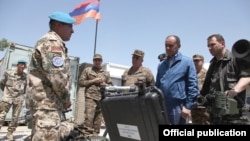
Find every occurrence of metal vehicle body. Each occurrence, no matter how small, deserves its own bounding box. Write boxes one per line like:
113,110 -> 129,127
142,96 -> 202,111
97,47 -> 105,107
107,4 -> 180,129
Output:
102,62 -> 130,86
0,43 -> 80,124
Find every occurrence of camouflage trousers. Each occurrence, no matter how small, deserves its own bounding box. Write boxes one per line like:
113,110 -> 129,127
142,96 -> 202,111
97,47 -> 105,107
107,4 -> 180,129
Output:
191,106 -> 210,125
82,97 -> 102,136
0,101 -> 23,132
31,109 -> 74,141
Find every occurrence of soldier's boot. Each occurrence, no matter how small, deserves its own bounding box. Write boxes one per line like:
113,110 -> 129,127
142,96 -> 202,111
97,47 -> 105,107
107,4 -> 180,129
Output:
6,131 -> 14,141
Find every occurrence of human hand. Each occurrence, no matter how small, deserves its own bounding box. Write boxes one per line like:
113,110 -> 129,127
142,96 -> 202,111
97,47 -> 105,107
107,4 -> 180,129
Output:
225,89 -> 239,98
64,100 -> 71,109
93,77 -> 103,84
100,82 -> 108,87
181,106 -> 191,119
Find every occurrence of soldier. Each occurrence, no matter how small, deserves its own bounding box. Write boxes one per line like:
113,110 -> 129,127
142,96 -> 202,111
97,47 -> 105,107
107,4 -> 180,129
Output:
122,49 -> 155,88
191,54 -> 208,125
192,54 -> 207,91
0,60 -> 27,140
26,11 -> 75,140
78,54 -> 113,136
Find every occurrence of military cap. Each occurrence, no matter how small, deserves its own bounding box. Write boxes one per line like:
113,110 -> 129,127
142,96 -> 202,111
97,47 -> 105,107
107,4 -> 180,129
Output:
158,53 -> 166,60
93,54 -> 102,59
193,54 -> 204,60
17,59 -> 27,64
132,49 -> 144,57
49,11 -> 76,24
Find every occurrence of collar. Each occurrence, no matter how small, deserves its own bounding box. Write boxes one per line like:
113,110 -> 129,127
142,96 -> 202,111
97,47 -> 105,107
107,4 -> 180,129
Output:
92,66 -> 104,72
209,49 -> 232,63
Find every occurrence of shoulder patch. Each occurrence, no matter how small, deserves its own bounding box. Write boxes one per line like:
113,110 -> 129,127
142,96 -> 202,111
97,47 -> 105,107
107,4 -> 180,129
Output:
51,46 -> 62,53
52,56 -> 64,67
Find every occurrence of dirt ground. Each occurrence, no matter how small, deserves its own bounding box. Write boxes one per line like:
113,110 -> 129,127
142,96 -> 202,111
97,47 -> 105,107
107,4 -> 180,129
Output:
0,126 -> 31,141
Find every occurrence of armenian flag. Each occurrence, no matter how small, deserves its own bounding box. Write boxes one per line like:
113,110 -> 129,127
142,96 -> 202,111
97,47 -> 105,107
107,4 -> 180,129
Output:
69,0 -> 101,25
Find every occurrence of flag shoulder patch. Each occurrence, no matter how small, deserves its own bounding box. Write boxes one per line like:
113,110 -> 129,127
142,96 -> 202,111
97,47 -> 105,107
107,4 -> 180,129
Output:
51,46 -> 62,53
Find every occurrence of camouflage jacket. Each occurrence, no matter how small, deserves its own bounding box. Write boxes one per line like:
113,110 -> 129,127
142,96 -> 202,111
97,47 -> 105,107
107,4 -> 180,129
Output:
0,69 -> 27,104
121,66 -> 155,88
79,66 -> 113,100
26,31 -> 71,110
197,67 -> 207,91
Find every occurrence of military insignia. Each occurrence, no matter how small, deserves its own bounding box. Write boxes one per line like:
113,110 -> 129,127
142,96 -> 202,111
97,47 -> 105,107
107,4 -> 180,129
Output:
52,56 -> 64,67
51,46 -> 62,53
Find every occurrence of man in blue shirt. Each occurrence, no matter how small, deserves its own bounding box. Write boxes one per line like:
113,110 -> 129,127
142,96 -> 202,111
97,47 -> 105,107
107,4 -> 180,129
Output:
155,35 -> 199,125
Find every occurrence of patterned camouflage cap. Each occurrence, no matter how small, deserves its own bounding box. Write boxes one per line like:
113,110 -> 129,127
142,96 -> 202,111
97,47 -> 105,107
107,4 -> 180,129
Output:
132,49 -> 144,57
193,54 -> 204,60
93,54 -> 102,59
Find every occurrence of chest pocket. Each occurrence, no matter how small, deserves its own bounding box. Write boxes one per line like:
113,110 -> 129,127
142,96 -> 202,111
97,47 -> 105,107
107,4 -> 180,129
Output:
89,72 -> 98,80
14,82 -> 25,91
98,73 -> 108,82
14,76 -> 27,92
226,72 -> 237,89
125,75 -> 138,86
6,75 -> 16,87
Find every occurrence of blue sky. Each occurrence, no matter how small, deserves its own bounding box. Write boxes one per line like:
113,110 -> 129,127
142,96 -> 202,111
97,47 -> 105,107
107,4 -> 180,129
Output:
1,0 -> 250,77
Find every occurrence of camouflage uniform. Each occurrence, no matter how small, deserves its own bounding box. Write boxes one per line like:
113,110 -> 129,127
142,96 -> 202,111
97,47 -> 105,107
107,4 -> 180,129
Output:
197,68 -> 207,90
122,66 -> 155,88
122,49 -> 155,88
78,64 -> 113,136
0,69 -> 27,132
191,54 -> 208,124
26,30 -> 74,141
191,67 -> 208,124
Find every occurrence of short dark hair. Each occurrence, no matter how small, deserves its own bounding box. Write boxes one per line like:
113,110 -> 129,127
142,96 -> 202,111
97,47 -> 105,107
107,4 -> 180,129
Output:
207,34 -> 225,42
49,19 -> 70,29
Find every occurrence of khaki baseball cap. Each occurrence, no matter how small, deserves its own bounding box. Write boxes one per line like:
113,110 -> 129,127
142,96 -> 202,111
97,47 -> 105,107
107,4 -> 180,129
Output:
193,54 -> 204,60
132,49 -> 144,57
93,54 -> 102,59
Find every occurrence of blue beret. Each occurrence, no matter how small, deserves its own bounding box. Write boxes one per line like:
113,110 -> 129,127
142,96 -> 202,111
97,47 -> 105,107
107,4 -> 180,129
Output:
17,60 -> 27,64
49,11 -> 75,24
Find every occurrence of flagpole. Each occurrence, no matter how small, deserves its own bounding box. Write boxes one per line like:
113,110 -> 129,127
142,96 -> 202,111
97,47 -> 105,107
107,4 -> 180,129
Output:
93,0 -> 100,55
93,19 -> 98,55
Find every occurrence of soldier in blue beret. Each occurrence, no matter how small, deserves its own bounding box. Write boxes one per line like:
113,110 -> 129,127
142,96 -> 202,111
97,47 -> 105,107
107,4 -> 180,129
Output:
26,11 -> 76,140
0,59 -> 27,140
